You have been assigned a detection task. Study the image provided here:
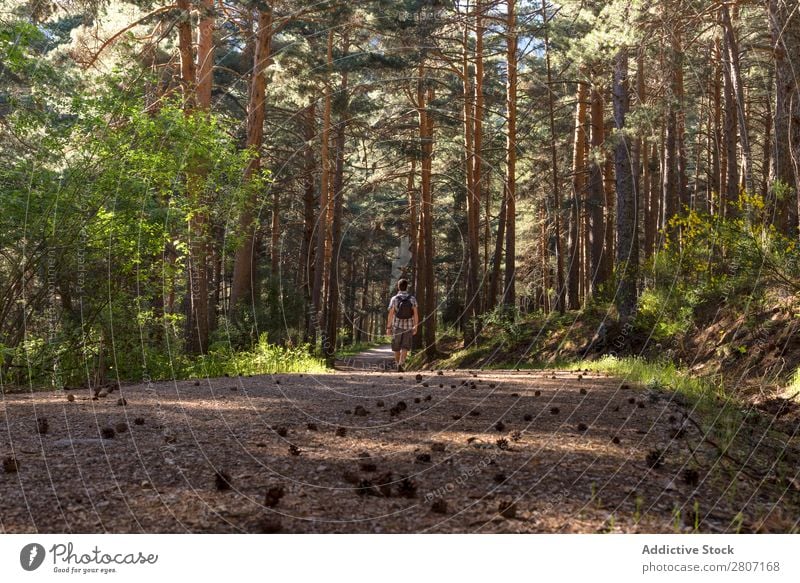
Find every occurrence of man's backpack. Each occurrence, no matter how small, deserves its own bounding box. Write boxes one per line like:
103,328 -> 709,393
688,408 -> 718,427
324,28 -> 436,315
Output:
395,295 -> 414,320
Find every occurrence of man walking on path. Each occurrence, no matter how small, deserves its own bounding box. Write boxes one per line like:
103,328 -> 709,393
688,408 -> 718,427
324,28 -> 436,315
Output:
386,279 -> 418,372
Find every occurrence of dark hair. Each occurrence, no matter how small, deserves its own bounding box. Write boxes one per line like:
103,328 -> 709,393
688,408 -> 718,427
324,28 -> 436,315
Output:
397,279 -> 409,291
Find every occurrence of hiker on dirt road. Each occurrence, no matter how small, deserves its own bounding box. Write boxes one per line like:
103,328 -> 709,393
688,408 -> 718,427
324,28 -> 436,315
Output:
385,279 -> 418,372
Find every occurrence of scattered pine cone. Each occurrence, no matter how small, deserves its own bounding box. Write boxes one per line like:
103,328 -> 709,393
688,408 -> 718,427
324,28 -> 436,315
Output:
306,422 -> 318,431
579,388 -> 587,395
424,395 -> 432,401
431,499 -> 448,514
671,426 -> 687,439
415,453 -> 432,463
397,476 -> 417,498
550,407 -> 560,415
637,401 -> 646,409
354,405 -> 368,416
413,397 -> 420,404
534,390 -> 541,397
612,405 -> 620,412
194,381 -> 200,386
115,422 -> 128,434
357,478 -> 379,496
117,398 -> 127,406
682,468 -> 700,487
36,417 -> 49,435
510,392 -> 519,397
498,500 -> 517,519
627,397 -> 636,404
645,449 -> 664,469
257,518 -> 282,533
396,401 -> 407,411
375,472 -> 393,497
494,472 -> 506,483
469,410 -> 481,417
415,374 -> 423,383
100,427 -> 115,439
430,442 -> 446,452
133,417 -> 145,425
335,426 -> 347,437
275,426 -> 288,437
621,384 -> 630,390
264,484 -> 285,507
67,394 -> 75,402
214,470 -> 232,491
523,413 -> 533,422
342,470 -> 360,484
3,456 -> 19,473
510,430 -> 522,442
611,435 -> 621,445
288,444 -> 301,456
494,420 -> 505,432
437,371 -> 443,376
496,438 -> 509,450
376,400 -> 385,408
577,423 -> 588,432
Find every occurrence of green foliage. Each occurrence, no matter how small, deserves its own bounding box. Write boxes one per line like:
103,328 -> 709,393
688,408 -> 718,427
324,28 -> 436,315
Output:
635,194 -> 800,344
185,334 -> 327,379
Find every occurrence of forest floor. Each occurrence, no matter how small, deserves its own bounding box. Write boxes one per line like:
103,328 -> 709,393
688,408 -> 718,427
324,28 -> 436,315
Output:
1,346 -> 797,533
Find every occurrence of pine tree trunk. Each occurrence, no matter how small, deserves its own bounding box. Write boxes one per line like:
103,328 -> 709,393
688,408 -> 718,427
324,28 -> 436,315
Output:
418,67 -> 437,359
768,0 -> 800,237
587,82 -> 605,296
230,8 -> 272,313
310,30 -> 333,347
613,48 -> 638,324
568,79 -> 588,308
720,26 -> 739,216
541,0 -> 563,313
503,0 -> 517,310
324,40 -> 350,366
720,5 -> 754,198
300,104 -> 316,342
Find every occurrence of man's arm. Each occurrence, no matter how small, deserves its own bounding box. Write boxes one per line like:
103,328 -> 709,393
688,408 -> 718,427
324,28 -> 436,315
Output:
385,306 -> 395,336
412,306 -> 419,335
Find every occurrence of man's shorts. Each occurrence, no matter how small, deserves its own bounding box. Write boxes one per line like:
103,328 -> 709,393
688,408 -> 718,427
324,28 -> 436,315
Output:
391,328 -> 413,351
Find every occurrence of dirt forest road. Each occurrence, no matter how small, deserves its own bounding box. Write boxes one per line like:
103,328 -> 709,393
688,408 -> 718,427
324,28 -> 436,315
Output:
0,346 -> 775,533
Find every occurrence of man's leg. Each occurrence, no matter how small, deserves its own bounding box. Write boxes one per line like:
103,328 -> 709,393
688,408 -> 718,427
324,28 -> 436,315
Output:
399,349 -> 409,366
391,330 -> 401,369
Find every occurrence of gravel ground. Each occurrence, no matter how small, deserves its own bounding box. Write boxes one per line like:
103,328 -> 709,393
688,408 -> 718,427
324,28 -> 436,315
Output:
0,363 -> 775,533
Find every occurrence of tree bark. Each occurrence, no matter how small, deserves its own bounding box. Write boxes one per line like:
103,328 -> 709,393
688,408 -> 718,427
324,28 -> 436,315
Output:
310,30 -> 333,346
720,5 -> 754,199
324,36 -> 350,366
587,81 -> 606,296
503,0 -> 517,310
613,48 -> 638,324
568,79 -> 588,308
230,8 -> 272,313
768,0 -> 800,237
418,65 -> 436,359
541,0 -> 562,313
